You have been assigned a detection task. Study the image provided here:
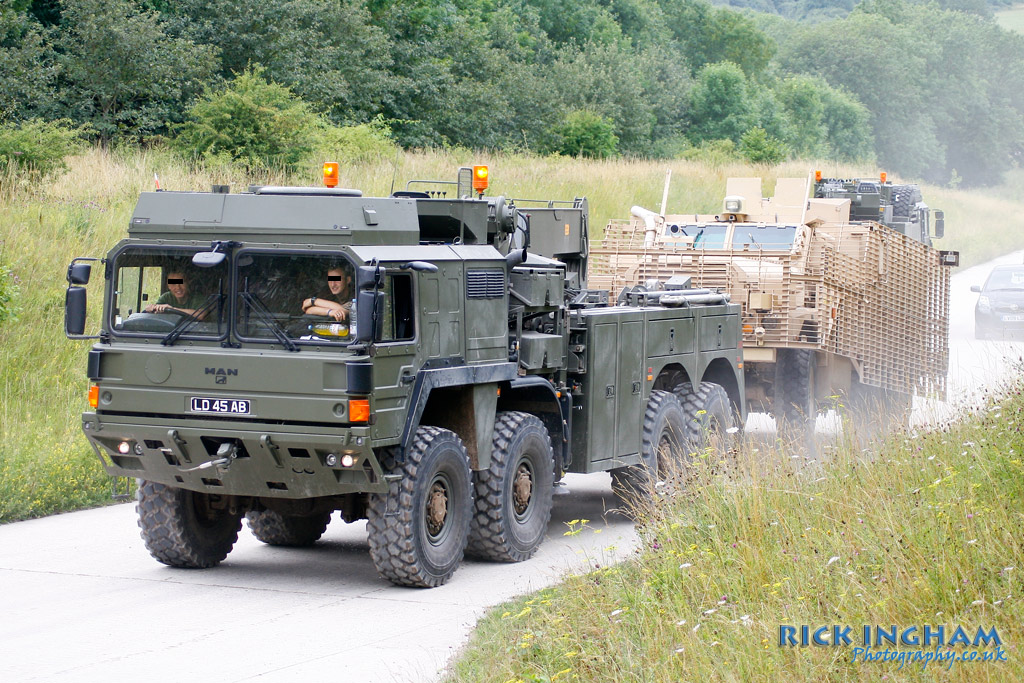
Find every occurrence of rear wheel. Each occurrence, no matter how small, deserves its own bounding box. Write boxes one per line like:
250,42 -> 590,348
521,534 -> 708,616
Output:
367,429 -> 472,587
611,390 -> 687,508
137,480 -> 242,568
675,381 -> 734,453
467,412 -> 554,562
245,509 -> 332,547
775,349 -> 816,436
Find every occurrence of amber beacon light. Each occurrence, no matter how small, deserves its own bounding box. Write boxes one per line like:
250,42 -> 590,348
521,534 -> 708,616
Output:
472,165 -> 489,193
323,162 -> 340,188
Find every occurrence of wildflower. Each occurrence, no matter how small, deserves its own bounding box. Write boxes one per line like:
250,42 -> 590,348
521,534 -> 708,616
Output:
827,556 -> 840,566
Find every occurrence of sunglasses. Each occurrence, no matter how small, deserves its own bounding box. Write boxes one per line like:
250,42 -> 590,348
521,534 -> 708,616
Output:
327,275 -> 345,282
167,278 -> 185,284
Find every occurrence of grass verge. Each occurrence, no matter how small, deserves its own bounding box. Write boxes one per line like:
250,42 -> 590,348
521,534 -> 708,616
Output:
446,394 -> 1024,682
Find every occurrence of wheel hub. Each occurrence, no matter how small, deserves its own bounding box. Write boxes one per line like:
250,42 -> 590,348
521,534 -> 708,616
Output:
513,464 -> 533,516
426,482 -> 448,537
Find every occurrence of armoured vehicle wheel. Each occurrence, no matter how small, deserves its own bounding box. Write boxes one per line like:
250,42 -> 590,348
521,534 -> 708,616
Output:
611,390 -> 687,508
245,509 -> 332,547
136,480 -> 242,568
366,428 -> 472,587
674,382 -> 734,452
776,349 -> 816,434
467,412 -> 554,562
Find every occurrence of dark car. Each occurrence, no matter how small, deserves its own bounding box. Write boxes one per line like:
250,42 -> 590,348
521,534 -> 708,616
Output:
972,265 -> 1024,340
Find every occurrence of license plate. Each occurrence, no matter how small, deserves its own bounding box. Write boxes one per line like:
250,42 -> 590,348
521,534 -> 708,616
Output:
1001,315 -> 1024,322
190,397 -> 251,415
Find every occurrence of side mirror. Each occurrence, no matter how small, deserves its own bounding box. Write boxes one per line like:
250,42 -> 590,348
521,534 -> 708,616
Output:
354,290 -> 383,343
971,285 -> 982,293
193,251 -> 226,268
65,286 -> 88,336
67,262 -> 92,285
356,264 -> 386,291
933,210 -> 944,239
65,257 -> 101,339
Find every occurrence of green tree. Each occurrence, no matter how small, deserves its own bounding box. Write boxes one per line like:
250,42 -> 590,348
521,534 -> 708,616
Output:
659,0 -> 775,76
55,0 -> 218,142
687,62 -> 756,143
163,0 -> 394,125
0,3 -> 57,121
739,126 -> 787,164
549,110 -> 619,158
173,67 -> 324,170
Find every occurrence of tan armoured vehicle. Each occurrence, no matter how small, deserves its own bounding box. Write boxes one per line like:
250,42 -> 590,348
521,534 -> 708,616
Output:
589,174 -> 958,432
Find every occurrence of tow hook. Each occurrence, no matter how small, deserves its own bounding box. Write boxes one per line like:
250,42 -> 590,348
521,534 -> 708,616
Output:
182,441 -> 239,474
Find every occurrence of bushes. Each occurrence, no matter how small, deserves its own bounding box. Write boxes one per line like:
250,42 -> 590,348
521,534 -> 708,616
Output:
173,67 -> 323,171
547,111 -> 619,159
0,259 -> 18,327
739,127 -> 788,164
174,68 -> 397,171
0,119 -> 87,178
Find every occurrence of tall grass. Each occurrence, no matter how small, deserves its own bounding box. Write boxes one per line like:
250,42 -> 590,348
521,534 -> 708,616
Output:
2,147 -> 1024,522
446,392 -> 1024,682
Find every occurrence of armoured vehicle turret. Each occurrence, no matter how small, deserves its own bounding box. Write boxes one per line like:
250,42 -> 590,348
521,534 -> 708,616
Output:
64,165 -> 745,587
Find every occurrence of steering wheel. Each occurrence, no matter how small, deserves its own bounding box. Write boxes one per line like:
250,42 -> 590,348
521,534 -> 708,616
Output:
119,311 -> 184,332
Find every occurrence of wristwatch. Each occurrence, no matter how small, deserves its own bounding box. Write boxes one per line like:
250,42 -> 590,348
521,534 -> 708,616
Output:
310,297 -> 317,306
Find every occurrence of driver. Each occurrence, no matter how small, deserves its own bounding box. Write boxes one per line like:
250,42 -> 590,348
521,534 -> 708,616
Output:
145,270 -> 209,319
302,266 -> 353,321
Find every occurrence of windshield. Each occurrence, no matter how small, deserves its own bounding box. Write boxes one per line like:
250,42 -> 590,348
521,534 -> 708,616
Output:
110,247 -> 227,339
732,225 -> 798,251
985,267 -> 1024,291
235,251 -> 359,345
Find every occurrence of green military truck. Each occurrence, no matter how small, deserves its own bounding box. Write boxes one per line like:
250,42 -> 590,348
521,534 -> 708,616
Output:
64,166 -> 744,587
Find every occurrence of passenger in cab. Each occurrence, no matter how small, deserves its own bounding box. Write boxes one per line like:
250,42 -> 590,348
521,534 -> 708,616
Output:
302,266 -> 352,321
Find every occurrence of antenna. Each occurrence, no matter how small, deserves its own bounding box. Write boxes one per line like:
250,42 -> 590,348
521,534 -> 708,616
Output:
388,147 -> 401,196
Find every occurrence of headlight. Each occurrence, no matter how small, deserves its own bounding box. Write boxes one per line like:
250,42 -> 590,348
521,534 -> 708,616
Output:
977,295 -> 991,313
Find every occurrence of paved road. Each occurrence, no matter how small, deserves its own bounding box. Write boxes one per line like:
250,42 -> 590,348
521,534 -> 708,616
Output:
0,474 -> 636,683
3,253 -> 1023,683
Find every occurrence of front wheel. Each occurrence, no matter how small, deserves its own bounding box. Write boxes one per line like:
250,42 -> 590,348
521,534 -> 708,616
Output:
467,412 -> 555,562
137,480 -> 242,568
367,429 -> 472,587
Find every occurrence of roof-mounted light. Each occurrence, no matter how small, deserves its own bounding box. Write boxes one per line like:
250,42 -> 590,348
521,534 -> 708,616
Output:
323,162 -> 339,188
472,165 -> 489,194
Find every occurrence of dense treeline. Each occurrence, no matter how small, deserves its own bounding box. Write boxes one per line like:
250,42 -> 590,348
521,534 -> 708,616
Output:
0,0 -> 1022,185
712,0 -> 1012,22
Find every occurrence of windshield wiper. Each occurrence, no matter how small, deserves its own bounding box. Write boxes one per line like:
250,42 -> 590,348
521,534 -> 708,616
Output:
238,292 -> 299,352
161,294 -> 222,346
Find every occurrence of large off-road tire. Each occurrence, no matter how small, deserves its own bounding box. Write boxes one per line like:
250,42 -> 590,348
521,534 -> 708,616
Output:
775,349 -> 816,433
366,428 -> 472,587
467,412 -> 554,562
892,184 -> 922,219
136,480 -> 242,569
611,390 -> 687,508
245,509 -> 332,547
674,381 -> 734,453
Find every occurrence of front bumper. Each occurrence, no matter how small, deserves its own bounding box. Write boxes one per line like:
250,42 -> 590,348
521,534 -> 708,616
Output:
975,311 -> 1024,339
82,412 -> 386,497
